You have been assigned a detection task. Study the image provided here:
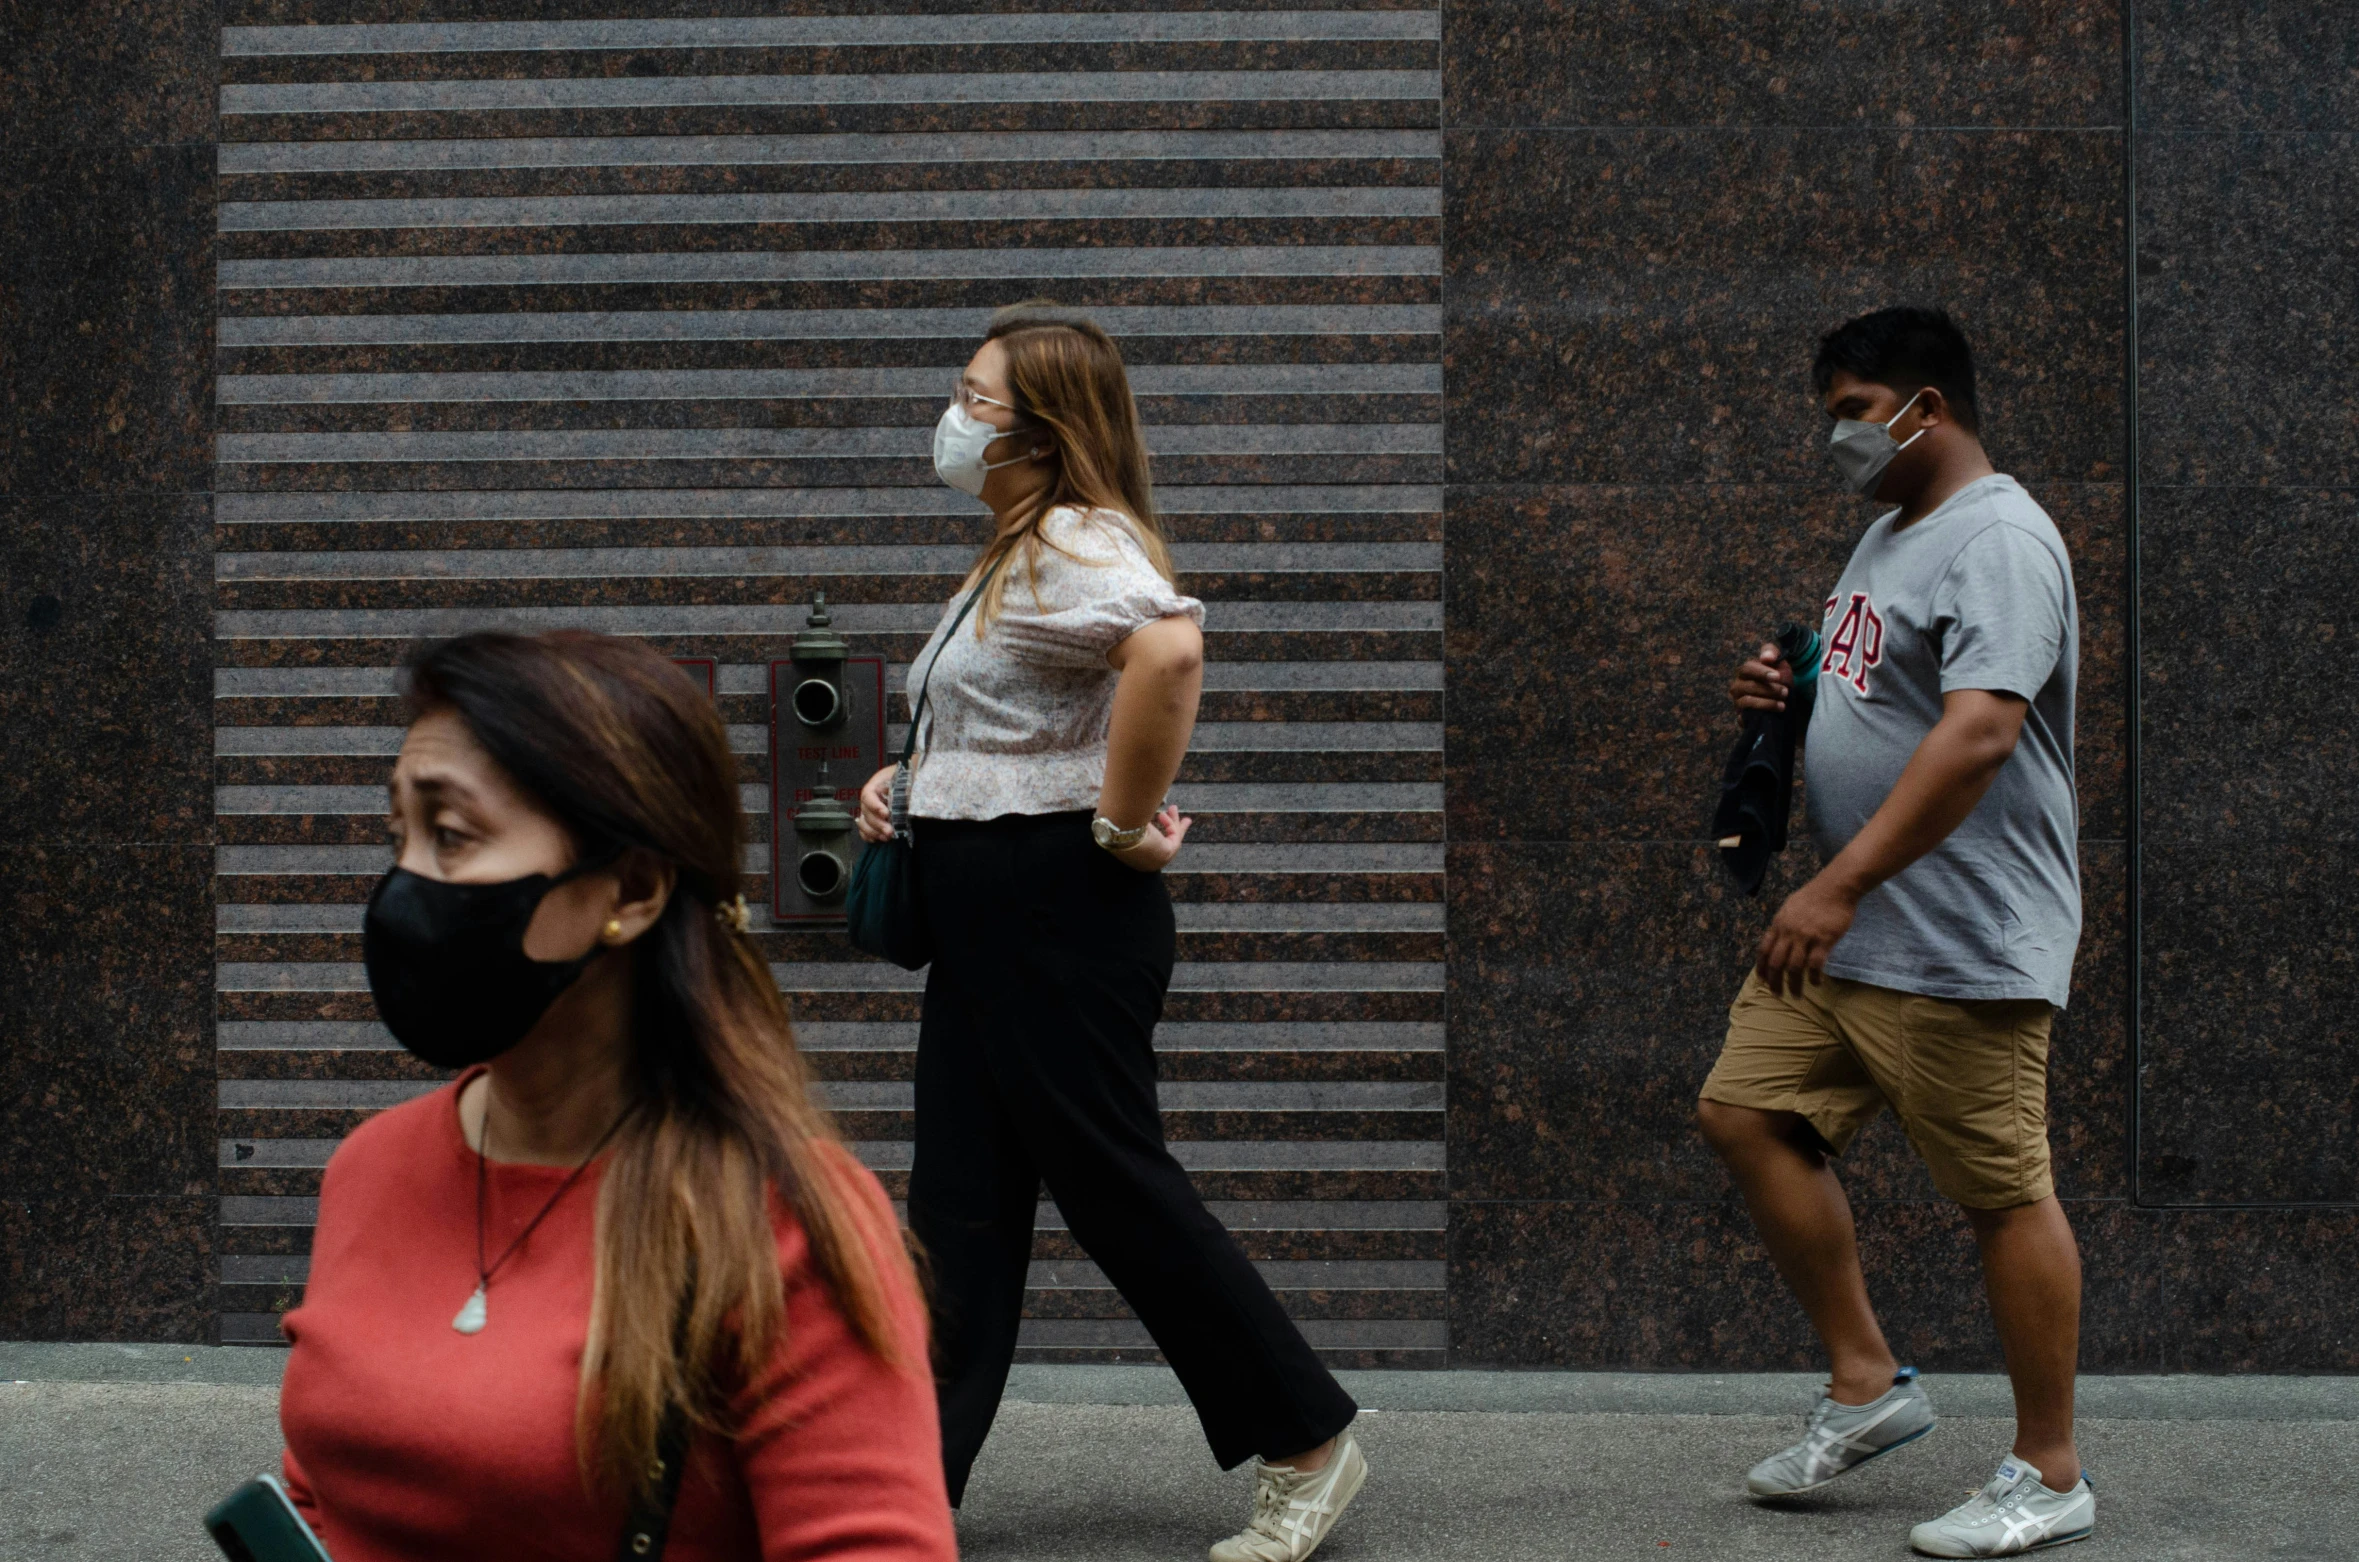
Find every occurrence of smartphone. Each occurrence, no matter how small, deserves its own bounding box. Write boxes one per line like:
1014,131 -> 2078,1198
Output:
203,1474 -> 334,1562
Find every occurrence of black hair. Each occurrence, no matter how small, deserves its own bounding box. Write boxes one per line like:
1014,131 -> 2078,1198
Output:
1811,306 -> 1979,431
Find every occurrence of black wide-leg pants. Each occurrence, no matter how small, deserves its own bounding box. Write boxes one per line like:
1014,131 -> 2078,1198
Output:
906,810 -> 1357,1504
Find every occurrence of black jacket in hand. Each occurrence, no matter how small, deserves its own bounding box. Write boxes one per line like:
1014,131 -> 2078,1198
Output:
1711,622 -> 1821,896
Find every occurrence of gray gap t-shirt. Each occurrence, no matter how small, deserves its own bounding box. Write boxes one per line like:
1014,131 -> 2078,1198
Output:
1803,473 -> 2081,1008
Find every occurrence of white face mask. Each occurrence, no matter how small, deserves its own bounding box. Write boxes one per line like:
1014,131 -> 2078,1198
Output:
932,401 -> 1036,498
1826,387 -> 1929,496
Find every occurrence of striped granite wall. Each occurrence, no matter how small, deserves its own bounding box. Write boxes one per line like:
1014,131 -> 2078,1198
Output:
210,4 -> 1446,1362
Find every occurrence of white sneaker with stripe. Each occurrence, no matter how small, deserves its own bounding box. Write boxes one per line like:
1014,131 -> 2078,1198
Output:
1910,1455 -> 2096,1557
1208,1431 -> 1369,1562
1746,1367 -> 1938,1497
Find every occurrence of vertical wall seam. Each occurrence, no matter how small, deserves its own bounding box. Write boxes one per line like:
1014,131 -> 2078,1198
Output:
1435,0 -> 1455,1364
2123,0 -> 2146,1215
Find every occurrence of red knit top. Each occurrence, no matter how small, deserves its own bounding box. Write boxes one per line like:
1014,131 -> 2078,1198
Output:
277,1070 -> 956,1562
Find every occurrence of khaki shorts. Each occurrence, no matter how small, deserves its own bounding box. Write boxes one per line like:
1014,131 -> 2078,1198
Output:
1700,972 -> 2056,1209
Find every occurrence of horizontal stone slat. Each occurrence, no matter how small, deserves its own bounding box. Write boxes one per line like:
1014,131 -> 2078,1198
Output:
210,719 -> 1433,756
218,362 -> 1443,402
215,540 -> 1439,577
1026,1257 -> 1440,1289
218,245 -> 1440,289
213,840 -> 1442,875
221,71 -> 1445,117
213,660 -> 1444,695
217,304 -> 1439,347
214,486 -> 1442,523
1017,1318 -> 1439,1349
217,428 -> 1441,465
223,14 -> 1443,57
214,599 -> 1443,641
223,186 -> 1443,233
216,1018 -> 1446,1050
211,789 -> 1430,825
211,956 -> 1445,992
849,1139 -> 1442,1171
221,129 -> 1442,176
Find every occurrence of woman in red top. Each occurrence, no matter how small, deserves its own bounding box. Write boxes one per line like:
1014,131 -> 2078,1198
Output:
277,631 -> 956,1562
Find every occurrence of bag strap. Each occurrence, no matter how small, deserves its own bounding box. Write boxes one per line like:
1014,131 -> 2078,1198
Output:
619,1401 -> 693,1561
899,549 -> 1008,768
888,550 -> 1009,830
618,1277 -> 698,1562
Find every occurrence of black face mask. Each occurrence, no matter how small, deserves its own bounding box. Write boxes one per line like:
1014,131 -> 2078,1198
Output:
362,857 -> 616,1070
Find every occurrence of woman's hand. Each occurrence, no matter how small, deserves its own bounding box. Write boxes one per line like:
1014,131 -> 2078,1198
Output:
856,765 -> 899,843
1109,803 -> 1192,873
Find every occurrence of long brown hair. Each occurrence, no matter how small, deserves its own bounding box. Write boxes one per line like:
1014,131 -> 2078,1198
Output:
969,300 -> 1177,630
403,630 -> 915,1497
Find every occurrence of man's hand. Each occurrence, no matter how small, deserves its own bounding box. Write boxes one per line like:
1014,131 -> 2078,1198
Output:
1730,640 -> 1794,714
1757,873 -> 1862,997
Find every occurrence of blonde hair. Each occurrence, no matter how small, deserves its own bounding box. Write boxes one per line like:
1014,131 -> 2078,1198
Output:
967,301 -> 1177,630
404,632 -> 918,1501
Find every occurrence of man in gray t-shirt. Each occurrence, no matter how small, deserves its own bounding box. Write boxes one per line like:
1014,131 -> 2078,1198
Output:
1696,309 -> 2097,1559
1807,472 -> 2080,1007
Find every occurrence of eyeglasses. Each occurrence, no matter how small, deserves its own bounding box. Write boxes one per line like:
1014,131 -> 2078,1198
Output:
950,380 -> 1017,413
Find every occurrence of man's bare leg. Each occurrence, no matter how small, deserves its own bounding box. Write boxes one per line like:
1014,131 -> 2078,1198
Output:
1697,1099 -> 1899,1404
1962,1195 -> 2082,1487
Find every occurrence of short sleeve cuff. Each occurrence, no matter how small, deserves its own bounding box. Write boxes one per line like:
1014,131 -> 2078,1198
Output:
1936,667 -> 2048,703
1100,588 -> 1207,650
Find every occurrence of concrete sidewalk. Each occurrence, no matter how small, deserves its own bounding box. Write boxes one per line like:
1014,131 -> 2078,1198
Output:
5,1346 -> 2352,1561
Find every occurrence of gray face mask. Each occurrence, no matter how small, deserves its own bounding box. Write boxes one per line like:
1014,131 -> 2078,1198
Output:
1827,387 -> 1929,496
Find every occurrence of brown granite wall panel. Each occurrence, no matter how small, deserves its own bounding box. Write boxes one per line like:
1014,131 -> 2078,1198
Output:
0,1194 -> 214,1340
1448,0 -> 2122,128
2054,843 -> 2131,1199
0,0 -> 217,150
2135,130 -> 2358,489
2153,1207 -> 2359,1371
2136,0 -> 2359,132
1444,484 -> 1862,845
1445,482 -> 2128,844
2133,0 -> 2359,1236
0,497 -> 213,842
0,2 -> 216,1339
0,145 -> 215,496
1449,1199 -> 2163,1370
1449,841 -> 2129,1206
2137,486 -> 2359,842
2138,843 -> 2359,1205
1442,127 -> 2126,489
1441,0 -> 2138,1366
0,843 -> 214,1199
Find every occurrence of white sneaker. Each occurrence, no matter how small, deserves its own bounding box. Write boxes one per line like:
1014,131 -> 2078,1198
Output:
1746,1367 -> 1937,1496
1910,1455 -> 2095,1556
1208,1432 -> 1369,1562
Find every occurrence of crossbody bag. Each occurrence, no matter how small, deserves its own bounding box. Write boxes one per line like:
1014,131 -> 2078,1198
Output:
845,551 -> 1007,970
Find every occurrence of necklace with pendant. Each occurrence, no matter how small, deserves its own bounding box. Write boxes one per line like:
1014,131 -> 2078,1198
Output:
453,1098 -> 631,1336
